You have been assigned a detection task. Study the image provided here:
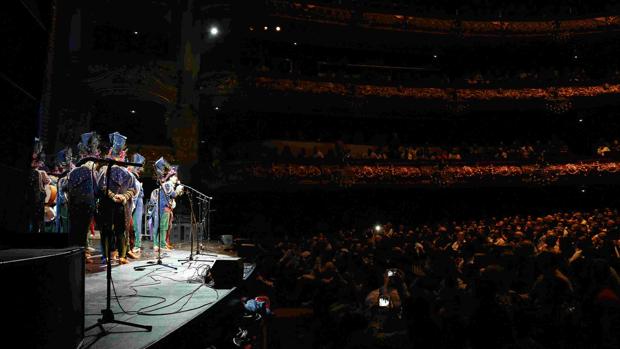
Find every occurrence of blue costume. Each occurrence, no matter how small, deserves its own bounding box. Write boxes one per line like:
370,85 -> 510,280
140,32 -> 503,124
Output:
151,157 -> 180,249
147,188 -> 159,245
129,153 -> 145,252
96,132 -> 136,263
55,148 -> 72,233
67,132 -> 100,248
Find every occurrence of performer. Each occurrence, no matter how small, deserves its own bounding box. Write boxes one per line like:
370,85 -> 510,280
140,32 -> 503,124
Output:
127,153 -> 145,258
152,157 -> 183,252
43,163 -> 59,233
146,187 -> 159,249
27,138 -> 51,233
164,165 -> 183,250
67,132 -> 100,258
54,148 -> 73,233
96,132 -> 136,265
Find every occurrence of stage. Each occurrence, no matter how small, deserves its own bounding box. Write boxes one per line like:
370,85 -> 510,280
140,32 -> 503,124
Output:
82,248 -> 255,349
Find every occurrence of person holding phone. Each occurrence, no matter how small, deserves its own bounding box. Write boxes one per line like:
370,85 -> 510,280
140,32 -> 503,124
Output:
365,268 -> 409,310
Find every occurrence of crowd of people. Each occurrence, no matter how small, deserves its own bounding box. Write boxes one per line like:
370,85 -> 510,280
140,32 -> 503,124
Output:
27,133 -> 184,265
271,140 -> 566,163
223,138 -> 596,165
283,0 -> 616,18
253,54 -> 620,89
253,208 -> 620,348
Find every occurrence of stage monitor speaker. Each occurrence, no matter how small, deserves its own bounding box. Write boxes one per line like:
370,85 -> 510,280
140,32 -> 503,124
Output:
0,247 -> 84,349
236,243 -> 258,259
209,258 -> 243,289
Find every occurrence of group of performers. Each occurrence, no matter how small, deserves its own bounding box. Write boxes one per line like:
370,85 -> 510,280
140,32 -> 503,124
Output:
28,132 -> 184,264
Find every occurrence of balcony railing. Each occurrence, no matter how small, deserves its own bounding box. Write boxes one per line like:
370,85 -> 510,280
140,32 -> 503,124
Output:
265,0 -> 620,37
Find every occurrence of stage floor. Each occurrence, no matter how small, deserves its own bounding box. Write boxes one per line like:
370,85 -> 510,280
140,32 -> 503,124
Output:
82,248 -> 254,349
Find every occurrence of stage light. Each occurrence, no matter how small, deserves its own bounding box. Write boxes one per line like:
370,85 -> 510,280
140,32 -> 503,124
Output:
133,31 -> 139,35
573,55 -> 578,59
210,26 -> 219,36
264,26 -> 268,31
276,26 -> 281,31
249,26 -> 254,31
375,225 -> 382,232
578,118 -> 583,123
214,106 -> 219,111
581,189 -> 586,193
130,109 -> 136,114
293,42 -> 298,46
433,54 -> 438,58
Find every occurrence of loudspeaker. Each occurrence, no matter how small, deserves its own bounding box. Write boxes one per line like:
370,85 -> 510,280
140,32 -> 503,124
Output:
0,247 -> 84,349
209,258 -> 243,289
236,243 -> 258,259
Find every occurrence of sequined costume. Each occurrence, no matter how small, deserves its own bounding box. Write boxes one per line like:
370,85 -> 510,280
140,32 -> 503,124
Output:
152,157 -> 182,250
129,153 -> 145,252
96,132 -> 136,264
67,132 -> 100,248
54,148 -> 73,233
27,138 -> 51,233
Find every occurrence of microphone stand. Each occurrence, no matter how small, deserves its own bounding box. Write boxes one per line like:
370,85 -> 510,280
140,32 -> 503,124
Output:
178,185 -> 217,260
81,157 -> 151,335
178,191 -> 197,264
133,173 -> 177,271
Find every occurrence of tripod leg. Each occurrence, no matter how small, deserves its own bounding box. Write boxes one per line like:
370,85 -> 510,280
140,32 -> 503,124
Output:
111,320 -> 152,332
84,321 -> 105,334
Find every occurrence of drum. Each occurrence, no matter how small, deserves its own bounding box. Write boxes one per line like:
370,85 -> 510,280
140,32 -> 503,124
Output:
44,185 -> 57,206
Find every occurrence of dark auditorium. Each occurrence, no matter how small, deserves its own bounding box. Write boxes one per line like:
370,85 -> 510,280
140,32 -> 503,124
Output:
3,0 -> 620,348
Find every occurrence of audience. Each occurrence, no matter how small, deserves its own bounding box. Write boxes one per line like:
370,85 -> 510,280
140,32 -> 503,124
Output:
279,0 -> 617,19
234,137 -> 583,164
254,208 -> 620,348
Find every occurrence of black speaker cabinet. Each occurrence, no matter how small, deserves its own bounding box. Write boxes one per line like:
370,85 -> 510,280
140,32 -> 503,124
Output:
0,247 -> 84,349
209,258 -> 243,289
237,243 -> 258,259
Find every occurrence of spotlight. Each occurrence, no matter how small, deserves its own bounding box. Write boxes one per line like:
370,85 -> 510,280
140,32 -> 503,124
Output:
581,188 -> 586,193
133,31 -> 139,35
573,55 -> 578,59
264,26 -> 268,31
214,106 -> 219,111
276,26 -> 281,31
578,118 -> 583,123
375,225 -> 382,232
433,54 -> 438,58
130,109 -> 136,114
210,26 -> 219,36
293,42 -> 298,46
